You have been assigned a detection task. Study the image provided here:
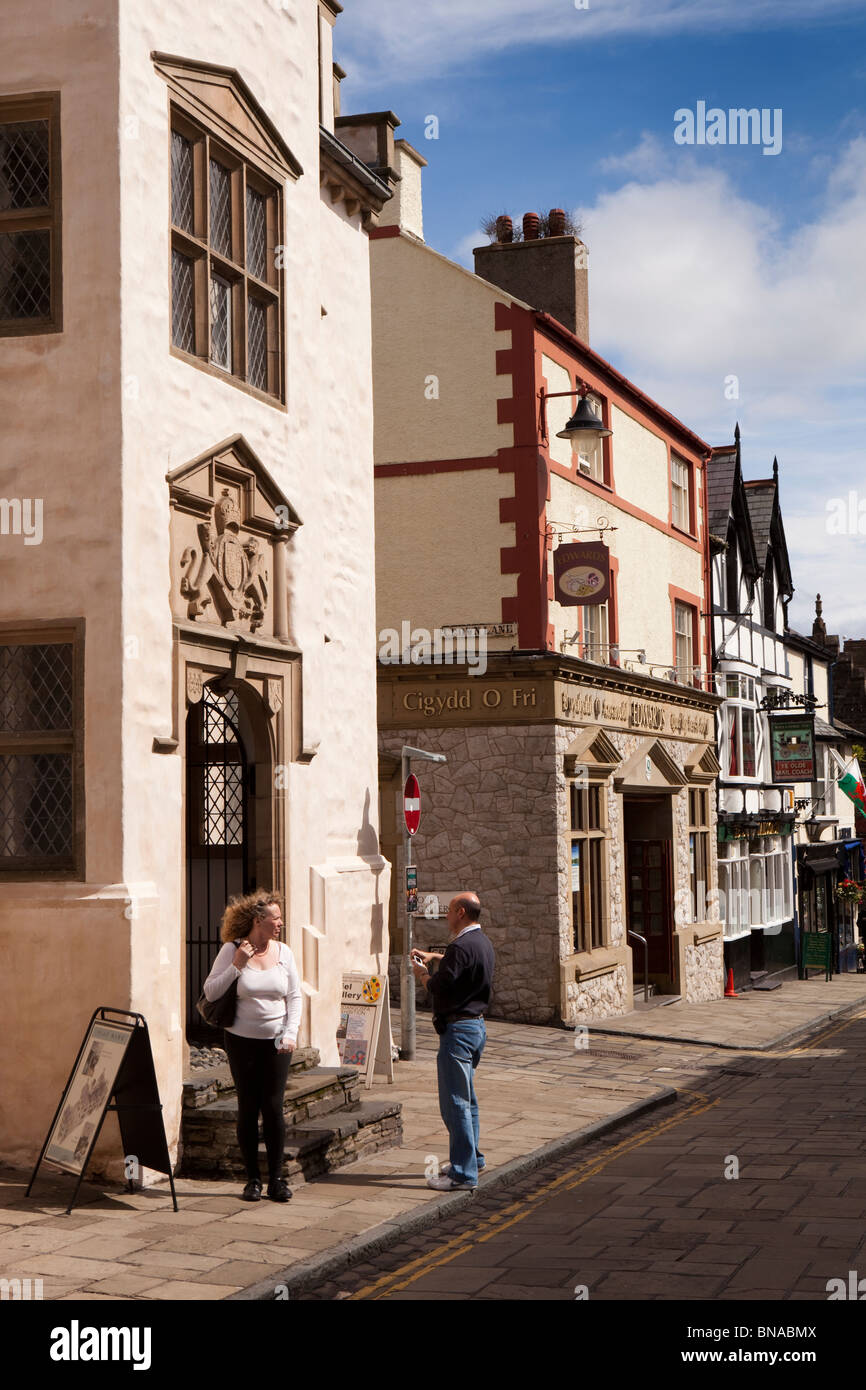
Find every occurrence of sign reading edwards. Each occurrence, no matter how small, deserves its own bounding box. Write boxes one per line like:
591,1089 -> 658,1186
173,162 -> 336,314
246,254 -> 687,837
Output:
553,542 -> 610,607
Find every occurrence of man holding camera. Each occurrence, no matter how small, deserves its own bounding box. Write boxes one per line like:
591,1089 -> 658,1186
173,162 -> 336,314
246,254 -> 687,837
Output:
412,891 -> 495,1191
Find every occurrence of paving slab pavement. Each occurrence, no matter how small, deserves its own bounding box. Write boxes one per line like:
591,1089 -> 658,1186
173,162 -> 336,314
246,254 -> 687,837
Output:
587,974 -> 866,1048
4,975 -> 864,1301
0,1011 -> 672,1301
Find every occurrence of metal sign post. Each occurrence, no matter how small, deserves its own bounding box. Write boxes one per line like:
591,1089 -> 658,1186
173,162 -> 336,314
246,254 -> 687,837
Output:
400,745 -> 446,1061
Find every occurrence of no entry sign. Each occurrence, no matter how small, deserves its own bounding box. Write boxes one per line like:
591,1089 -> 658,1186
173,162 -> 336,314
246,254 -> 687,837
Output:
403,774 -> 421,836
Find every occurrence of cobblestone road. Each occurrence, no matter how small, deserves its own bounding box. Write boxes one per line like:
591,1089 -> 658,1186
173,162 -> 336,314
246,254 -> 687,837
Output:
298,1009 -> 866,1300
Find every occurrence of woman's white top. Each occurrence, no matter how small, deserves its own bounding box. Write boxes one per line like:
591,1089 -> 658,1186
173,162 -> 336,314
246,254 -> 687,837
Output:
204,941 -> 302,1048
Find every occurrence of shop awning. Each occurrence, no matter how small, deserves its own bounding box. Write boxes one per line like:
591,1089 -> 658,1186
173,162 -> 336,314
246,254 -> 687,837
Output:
801,856 -> 841,874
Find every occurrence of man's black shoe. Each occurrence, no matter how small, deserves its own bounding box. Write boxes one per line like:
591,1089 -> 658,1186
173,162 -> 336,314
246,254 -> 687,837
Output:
267,1178 -> 292,1202
241,1179 -> 262,1201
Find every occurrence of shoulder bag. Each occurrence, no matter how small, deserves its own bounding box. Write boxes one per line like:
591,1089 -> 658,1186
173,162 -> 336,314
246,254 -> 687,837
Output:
196,947 -> 241,1027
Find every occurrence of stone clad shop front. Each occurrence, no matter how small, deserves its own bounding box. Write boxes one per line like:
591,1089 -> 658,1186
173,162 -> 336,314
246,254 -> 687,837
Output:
379,655 -> 724,1024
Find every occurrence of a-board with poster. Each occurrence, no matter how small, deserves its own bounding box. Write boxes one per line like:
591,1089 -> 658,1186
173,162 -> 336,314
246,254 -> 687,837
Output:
336,973 -> 393,1088
44,1017 -> 135,1174
28,1007 -> 178,1216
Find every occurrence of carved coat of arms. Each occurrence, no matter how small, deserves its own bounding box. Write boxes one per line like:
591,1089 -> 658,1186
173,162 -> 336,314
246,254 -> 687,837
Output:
180,490 -> 268,630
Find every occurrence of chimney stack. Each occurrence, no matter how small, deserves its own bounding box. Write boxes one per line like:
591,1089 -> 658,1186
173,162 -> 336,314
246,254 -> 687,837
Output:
474,208 -> 589,343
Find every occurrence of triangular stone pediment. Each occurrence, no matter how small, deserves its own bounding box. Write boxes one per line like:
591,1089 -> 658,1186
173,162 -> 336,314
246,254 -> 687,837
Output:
168,434 -> 301,536
615,738 -> 688,792
564,726 -> 621,777
685,745 -> 721,784
153,52 -> 303,183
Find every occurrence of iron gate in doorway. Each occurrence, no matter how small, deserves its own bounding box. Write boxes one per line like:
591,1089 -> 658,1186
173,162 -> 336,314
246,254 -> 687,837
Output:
185,686 -> 254,1044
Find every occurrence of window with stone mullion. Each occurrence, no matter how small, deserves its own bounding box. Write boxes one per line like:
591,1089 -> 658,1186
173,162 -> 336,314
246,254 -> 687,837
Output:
169,109 -> 282,398
570,779 -> 607,953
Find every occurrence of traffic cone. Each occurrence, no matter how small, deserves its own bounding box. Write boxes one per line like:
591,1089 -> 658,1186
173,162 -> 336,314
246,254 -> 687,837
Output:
724,968 -> 738,998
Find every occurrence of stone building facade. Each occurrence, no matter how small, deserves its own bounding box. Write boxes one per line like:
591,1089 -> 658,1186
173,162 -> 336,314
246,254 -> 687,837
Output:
379,658 -> 722,1025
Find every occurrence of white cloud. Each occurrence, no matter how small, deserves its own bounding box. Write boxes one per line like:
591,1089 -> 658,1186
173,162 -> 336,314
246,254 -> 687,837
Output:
578,136 -> 866,405
597,132 -> 676,180
576,138 -> 866,632
337,0 -> 866,89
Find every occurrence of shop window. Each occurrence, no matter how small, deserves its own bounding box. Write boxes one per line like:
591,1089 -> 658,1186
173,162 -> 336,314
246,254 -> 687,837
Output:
0,627 -> 83,875
748,836 -> 792,928
718,837 -> 750,940
0,93 -> 62,336
570,780 -> 606,953
688,788 -> 709,922
169,109 -> 283,402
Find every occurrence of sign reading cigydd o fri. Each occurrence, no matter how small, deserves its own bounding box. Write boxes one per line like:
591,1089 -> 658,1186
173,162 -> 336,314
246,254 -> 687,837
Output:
554,542 -> 611,607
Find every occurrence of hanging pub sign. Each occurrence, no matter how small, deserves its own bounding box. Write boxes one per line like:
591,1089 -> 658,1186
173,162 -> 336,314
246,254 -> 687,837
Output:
770,713 -> 816,782
553,542 -> 611,607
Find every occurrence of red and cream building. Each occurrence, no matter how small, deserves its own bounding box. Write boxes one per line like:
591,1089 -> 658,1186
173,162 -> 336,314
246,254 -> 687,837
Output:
336,114 -> 724,1025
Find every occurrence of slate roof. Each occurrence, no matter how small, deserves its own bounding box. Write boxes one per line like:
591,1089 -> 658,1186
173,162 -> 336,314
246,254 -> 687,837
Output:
833,715 -> 866,742
744,481 -> 775,569
707,448 -> 737,538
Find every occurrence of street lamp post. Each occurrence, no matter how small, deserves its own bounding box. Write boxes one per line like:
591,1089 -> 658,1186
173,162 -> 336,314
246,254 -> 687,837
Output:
400,744 -> 447,1060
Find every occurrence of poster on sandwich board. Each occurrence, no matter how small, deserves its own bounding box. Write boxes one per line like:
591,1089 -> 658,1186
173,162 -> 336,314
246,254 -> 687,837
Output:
337,974 -> 393,1088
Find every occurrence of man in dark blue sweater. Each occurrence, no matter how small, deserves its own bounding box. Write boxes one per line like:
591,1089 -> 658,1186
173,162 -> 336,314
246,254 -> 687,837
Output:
412,891 -> 495,1190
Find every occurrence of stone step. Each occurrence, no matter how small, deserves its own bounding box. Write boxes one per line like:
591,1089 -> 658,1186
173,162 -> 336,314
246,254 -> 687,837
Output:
182,1045 -> 320,1110
180,1099 -> 403,1184
180,1066 -> 361,1167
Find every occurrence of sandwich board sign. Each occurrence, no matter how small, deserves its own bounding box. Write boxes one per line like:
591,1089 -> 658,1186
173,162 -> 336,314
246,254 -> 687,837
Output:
27,1007 -> 178,1215
337,974 -> 393,1088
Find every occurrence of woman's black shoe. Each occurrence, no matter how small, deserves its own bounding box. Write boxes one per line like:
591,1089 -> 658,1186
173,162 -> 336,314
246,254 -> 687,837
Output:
241,1179 -> 262,1201
267,1178 -> 292,1202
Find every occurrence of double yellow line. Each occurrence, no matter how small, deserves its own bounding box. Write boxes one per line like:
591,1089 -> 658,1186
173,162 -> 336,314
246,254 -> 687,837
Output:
348,1088 -> 717,1300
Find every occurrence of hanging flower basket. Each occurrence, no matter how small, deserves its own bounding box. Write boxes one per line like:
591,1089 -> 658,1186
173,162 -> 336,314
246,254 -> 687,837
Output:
835,879 -> 864,905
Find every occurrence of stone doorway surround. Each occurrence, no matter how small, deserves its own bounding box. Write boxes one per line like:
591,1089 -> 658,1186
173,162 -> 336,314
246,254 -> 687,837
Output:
166,436 -> 310,1067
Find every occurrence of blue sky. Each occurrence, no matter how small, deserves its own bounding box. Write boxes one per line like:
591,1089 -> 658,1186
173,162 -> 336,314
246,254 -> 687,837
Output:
336,1 -> 866,640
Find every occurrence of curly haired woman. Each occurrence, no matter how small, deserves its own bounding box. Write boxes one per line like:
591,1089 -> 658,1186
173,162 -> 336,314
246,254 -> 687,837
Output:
203,890 -> 302,1202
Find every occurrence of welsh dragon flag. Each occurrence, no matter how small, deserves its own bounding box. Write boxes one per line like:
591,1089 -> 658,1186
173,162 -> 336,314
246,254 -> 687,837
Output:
828,747 -> 866,817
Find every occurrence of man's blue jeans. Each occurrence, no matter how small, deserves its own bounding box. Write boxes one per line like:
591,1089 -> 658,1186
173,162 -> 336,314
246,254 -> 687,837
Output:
436,1017 -> 486,1186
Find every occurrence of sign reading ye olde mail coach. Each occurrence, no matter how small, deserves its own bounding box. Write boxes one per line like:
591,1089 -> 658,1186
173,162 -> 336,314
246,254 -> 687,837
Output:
770,714 -> 816,782
337,974 -> 393,1089
553,542 -> 611,607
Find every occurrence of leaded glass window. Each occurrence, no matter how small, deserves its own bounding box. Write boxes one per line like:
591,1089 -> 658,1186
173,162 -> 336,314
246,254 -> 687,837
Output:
0,95 -> 61,334
171,249 -> 195,354
169,107 -> 282,399
0,635 -> 79,873
170,129 -> 194,233
209,158 -> 232,258
247,296 -> 268,392
246,186 -> 266,281
209,274 -> 232,370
